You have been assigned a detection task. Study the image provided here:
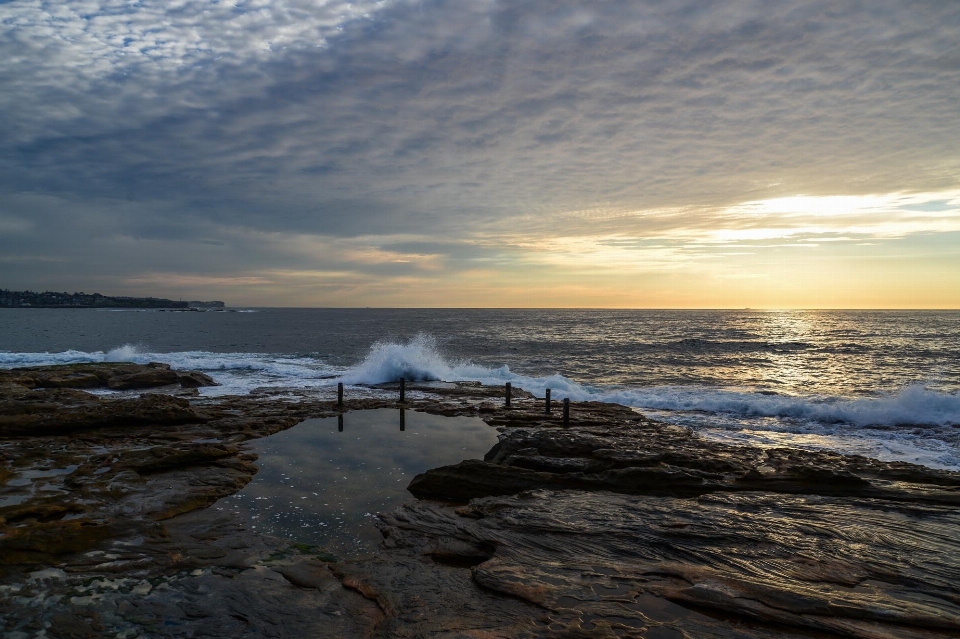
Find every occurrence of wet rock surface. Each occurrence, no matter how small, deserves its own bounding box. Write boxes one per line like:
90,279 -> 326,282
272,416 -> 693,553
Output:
1,364 -> 958,638
410,412 -> 960,504
0,362 -> 217,392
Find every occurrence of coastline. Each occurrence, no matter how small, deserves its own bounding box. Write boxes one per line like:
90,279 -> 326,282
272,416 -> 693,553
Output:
2,363 -> 959,638
0,289 -> 225,310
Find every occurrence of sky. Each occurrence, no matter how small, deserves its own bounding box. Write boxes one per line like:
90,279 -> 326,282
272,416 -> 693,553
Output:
1,0 -> 958,308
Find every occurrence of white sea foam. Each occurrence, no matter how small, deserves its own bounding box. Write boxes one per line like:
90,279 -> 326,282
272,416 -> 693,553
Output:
4,337 -> 960,470
105,344 -> 141,362
339,334 -> 509,385
340,335 -> 458,384
3,340 -> 958,427
329,337 -> 960,429
0,349 -> 105,367
0,347 -> 342,396
597,384 -> 960,429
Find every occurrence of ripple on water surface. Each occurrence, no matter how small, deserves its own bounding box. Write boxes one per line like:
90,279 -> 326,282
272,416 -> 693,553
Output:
215,408 -> 499,556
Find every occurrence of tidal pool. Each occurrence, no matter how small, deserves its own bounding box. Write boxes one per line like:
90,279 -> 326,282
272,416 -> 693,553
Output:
214,408 -> 499,555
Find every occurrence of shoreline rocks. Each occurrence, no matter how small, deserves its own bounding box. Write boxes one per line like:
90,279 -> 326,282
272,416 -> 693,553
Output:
1,363 -> 959,638
409,420 -> 960,505
0,362 -> 217,392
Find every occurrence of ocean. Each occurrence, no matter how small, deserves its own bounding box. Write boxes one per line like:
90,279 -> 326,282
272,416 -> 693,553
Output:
2,308 -> 959,470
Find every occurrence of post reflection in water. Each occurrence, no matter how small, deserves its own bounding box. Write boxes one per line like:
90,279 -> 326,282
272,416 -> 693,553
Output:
216,408 -> 498,556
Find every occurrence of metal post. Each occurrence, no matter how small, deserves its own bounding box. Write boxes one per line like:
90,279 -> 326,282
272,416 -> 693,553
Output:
337,382 -> 343,407
399,408 -> 405,431
563,398 -> 570,427
338,414 -> 344,432
505,382 -> 511,408
399,378 -> 405,402
545,388 -> 551,414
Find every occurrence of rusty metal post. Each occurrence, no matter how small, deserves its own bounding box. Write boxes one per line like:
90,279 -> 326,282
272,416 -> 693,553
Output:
399,378 -> 405,402
563,398 -> 570,427
505,382 -> 511,408
399,408 -> 405,431
337,382 -> 343,407
545,388 -> 551,414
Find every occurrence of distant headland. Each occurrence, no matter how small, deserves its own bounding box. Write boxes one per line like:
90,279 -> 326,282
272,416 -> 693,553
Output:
0,289 -> 225,309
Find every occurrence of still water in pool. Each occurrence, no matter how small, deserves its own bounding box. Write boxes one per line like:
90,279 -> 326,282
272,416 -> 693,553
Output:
214,408 -> 499,555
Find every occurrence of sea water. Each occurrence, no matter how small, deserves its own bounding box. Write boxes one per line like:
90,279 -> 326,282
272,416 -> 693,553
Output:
214,409 -> 498,555
2,308 -> 959,469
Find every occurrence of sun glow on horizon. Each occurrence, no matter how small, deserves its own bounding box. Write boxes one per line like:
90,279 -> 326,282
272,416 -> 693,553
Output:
83,189 -> 960,309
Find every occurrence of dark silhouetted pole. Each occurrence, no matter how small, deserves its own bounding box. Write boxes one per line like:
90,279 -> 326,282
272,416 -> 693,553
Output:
337,382 -> 343,407
505,382 -> 511,407
399,378 -> 405,402
563,398 -> 570,427
545,388 -> 551,414
399,408 -> 405,431
338,414 -> 344,432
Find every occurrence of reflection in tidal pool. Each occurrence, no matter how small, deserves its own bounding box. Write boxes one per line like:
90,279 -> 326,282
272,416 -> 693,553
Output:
215,408 -> 499,555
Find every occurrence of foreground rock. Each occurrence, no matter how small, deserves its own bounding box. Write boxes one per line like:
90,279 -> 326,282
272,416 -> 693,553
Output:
0,387 -> 209,436
356,490 -> 960,638
1,365 -> 958,638
410,408 -> 960,505
0,361 -> 216,392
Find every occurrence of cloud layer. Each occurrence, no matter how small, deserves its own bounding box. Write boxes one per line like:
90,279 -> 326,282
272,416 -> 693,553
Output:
1,0 -> 958,305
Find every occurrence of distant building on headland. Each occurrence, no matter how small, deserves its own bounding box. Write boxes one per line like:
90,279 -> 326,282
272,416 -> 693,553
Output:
0,289 -> 225,309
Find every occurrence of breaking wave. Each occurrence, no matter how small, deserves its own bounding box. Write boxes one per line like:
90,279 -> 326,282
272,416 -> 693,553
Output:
105,344 -> 141,362
3,337 -> 958,428
0,346 -> 341,396
342,335 -> 461,384
339,334 -> 508,385
598,384 -> 960,429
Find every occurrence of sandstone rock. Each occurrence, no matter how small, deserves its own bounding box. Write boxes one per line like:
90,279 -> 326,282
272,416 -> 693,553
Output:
275,561 -> 341,591
0,390 -> 207,435
0,518 -> 116,565
374,489 -> 960,638
106,368 -> 180,389
411,421 -> 960,506
176,371 -> 217,388
3,371 -> 960,639
0,362 -> 217,391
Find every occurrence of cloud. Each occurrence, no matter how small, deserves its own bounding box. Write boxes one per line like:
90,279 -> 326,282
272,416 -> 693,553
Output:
0,0 -> 391,139
1,0 -> 958,304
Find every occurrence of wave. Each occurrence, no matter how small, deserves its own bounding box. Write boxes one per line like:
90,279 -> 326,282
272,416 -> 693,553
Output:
340,334 -> 461,384
0,345 -> 342,396
0,349 -> 112,367
668,338 -> 815,352
598,385 -> 960,429
338,334 -> 510,385
660,338 -> 871,355
335,337 -> 959,428
3,340 -> 958,428
4,336 -> 958,472
105,344 -> 142,361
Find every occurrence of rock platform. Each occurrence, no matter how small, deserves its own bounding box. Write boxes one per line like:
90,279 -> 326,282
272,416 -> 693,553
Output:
1,363 -> 958,638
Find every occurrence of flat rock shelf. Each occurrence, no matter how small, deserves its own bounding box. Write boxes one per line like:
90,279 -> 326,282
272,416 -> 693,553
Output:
1,363 -> 959,638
